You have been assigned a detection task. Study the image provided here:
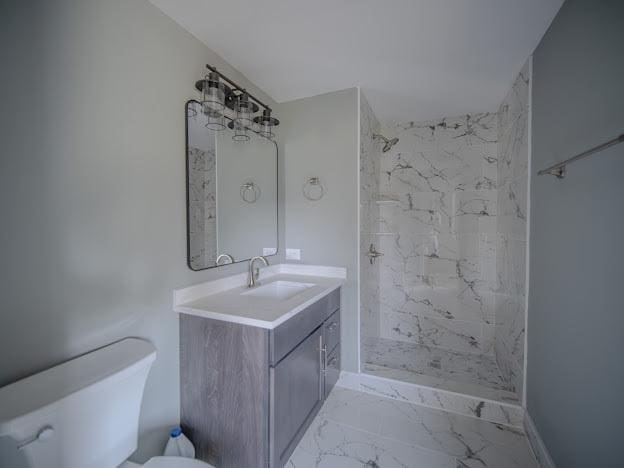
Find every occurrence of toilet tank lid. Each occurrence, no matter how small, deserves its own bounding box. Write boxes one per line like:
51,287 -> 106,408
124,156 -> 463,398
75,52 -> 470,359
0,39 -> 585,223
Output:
0,338 -> 156,435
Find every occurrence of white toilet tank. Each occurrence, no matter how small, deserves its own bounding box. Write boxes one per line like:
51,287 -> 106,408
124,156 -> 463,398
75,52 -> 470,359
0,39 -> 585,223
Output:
0,338 -> 156,468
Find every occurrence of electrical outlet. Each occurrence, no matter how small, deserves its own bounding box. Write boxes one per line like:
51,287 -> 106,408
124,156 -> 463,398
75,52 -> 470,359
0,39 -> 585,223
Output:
286,248 -> 301,261
263,247 -> 277,256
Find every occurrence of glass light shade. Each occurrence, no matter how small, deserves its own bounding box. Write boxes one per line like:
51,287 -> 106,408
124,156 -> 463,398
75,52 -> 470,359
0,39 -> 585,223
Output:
259,122 -> 275,139
253,109 -> 279,140
201,73 -> 225,115
234,93 -> 254,127
229,120 -> 250,142
205,110 -> 225,131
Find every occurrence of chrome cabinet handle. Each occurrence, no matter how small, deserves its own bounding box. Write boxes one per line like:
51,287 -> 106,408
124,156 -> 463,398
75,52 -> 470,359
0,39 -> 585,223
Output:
319,335 -> 326,400
326,321 -> 338,332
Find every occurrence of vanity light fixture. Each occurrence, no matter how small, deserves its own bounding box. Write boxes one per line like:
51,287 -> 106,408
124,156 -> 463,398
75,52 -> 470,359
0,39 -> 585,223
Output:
253,109 -> 279,139
194,64 -> 280,140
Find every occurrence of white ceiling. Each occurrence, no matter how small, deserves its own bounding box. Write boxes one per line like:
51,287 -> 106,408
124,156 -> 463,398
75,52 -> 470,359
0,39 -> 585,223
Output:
149,0 -> 563,123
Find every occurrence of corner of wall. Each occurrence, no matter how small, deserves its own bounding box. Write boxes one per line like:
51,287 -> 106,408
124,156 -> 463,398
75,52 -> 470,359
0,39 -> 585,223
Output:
524,411 -> 556,468
356,87 -> 362,373
522,54 -> 534,408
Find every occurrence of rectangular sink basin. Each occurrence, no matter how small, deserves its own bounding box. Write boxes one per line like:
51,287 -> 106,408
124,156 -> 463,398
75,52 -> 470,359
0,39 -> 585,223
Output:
242,280 -> 315,300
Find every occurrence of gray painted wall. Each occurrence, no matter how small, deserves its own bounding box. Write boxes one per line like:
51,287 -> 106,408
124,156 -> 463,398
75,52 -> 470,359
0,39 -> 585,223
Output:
0,0 -> 282,462
276,88 -> 359,372
528,1 -> 624,466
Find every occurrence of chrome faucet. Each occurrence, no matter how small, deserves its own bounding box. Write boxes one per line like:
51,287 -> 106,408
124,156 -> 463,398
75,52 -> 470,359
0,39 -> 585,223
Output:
248,256 -> 269,288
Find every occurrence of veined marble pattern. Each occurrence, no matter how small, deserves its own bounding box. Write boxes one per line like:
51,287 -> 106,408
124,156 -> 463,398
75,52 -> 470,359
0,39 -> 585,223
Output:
374,112 -> 499,355
363,337 -> 515,397
360,92 -> 382,339
287,418 -> 454,468
361,365 -> 521,420
495,58 -> 530,399
379,309 -> 492,355
339,370 -> 522,428
188,145 -> 217,269
394,113 -> 498,151
287,386 -> 536,467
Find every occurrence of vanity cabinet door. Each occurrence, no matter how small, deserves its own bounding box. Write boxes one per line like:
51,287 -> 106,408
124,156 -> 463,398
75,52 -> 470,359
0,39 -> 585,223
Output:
271,326 -> 323,468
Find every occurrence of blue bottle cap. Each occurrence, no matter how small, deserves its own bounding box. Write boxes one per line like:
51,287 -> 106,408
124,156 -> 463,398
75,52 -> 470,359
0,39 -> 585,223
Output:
170,427 -> 182,438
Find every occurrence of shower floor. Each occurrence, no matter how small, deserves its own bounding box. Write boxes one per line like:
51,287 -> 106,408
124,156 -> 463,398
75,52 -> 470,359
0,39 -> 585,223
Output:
362,336 -> 519,403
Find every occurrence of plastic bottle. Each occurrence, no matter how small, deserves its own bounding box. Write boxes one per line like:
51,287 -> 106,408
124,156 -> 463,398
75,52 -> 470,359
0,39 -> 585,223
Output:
163,427 -> 196,458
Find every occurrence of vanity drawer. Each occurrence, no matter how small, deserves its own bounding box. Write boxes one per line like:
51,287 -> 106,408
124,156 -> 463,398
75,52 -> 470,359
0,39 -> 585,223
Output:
324,345 -> 340,399
270,288 -> 340,366
323,309 -> 340,354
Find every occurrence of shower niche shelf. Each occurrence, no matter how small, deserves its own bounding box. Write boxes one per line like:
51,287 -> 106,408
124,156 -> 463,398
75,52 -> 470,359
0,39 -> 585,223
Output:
361,231 -> 398,236
372,193 -> 400,204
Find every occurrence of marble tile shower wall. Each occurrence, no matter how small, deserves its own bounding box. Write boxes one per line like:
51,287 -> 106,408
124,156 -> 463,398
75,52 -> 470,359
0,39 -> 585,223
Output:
359,93 -> 381,339
377,113 -> 499,356
495,59 -> 530,398
188,145 -> 217,268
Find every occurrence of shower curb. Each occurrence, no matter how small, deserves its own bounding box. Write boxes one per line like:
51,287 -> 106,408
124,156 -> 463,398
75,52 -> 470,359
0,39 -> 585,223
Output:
337,371 -> 524,428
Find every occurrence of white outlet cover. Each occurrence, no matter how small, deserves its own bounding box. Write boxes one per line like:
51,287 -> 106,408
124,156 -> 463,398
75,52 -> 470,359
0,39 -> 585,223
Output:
263,247 -> 277,256
286,248 -> 301,260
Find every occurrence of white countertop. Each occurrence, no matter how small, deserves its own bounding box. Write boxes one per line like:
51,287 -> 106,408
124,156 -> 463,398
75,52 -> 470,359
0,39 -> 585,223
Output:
173,264 -> 346,329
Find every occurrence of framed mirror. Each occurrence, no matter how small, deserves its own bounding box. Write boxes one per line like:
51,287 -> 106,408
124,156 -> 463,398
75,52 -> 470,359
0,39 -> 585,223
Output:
185,100 -> 278,270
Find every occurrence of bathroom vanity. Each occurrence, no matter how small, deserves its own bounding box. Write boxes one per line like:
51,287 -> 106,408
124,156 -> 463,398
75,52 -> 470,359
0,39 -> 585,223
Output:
174,264 -> 345,468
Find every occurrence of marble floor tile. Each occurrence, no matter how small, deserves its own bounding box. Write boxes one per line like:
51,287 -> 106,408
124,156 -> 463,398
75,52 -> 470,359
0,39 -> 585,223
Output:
288,387 -> 537,468
286,417 -> 455,468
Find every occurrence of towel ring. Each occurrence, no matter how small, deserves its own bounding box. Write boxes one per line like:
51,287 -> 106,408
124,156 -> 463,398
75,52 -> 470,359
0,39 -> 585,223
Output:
303,177 -> 325,201
240,181 -> 261,203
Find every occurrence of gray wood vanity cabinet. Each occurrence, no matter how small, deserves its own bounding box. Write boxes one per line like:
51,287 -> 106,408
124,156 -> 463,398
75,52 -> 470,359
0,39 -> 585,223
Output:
180,287 -> 341,468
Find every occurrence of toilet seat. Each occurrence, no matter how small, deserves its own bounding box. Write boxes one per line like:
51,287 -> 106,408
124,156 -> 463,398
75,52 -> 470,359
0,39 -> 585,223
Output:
143,456 -> 215,468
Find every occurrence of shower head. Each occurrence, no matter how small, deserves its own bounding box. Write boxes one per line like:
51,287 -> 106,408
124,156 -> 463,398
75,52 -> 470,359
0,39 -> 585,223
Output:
373,133 -> 399,153
382,137 -> 399,153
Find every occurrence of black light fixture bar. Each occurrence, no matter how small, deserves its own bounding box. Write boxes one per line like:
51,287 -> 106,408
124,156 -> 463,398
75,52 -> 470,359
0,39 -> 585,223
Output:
205,64 -> 272,112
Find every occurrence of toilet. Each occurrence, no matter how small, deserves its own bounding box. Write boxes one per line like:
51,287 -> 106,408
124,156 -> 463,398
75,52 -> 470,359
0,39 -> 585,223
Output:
0,338 -> 214,468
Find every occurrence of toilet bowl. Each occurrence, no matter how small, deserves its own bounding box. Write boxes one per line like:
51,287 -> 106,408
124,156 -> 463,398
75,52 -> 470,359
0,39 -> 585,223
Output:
0,338 -> 214,468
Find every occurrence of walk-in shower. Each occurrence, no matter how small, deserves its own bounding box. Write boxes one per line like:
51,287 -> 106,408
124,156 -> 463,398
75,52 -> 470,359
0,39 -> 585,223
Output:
359,63 -> 530,406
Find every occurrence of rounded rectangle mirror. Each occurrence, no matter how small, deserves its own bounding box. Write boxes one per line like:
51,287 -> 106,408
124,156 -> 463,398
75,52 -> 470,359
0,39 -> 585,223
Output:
185,100 -> 278,270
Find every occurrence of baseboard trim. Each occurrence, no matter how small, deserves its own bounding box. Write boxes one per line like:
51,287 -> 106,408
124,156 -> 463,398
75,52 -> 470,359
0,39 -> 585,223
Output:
524,411 -> 556,468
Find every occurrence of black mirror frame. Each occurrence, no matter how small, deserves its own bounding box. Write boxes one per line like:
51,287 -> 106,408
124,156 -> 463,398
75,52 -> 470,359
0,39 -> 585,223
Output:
185,99 -> 279,271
